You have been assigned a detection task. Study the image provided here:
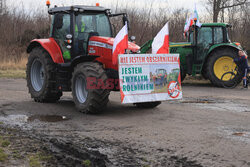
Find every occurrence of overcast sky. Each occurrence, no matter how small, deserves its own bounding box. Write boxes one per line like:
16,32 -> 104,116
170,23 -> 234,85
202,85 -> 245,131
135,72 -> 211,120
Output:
7,0 -> 206,13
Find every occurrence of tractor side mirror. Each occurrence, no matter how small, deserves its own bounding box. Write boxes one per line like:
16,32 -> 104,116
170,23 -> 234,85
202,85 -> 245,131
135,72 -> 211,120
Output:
130,36 -> 136,43
66,34 -> 72,39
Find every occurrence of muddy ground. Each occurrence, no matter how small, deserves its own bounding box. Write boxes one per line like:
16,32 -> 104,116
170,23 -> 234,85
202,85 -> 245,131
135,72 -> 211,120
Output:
0,78 -> 250,167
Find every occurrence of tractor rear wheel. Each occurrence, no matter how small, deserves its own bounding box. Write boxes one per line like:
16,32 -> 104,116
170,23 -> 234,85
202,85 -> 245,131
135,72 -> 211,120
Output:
72,62 -> 110,114
134,101 -> 161,108
26,47 -> 62,102
206,48 -> 242,87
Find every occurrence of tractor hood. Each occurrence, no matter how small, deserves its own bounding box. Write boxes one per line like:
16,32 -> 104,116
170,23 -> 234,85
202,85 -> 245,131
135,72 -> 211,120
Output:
89,36 -> 140,52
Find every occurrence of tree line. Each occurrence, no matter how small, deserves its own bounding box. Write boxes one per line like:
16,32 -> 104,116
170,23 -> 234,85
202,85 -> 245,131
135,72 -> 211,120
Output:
0,0 -> 249,63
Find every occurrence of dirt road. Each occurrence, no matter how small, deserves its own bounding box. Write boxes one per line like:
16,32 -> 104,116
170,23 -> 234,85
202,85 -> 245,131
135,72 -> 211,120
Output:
0,78 -> 250,167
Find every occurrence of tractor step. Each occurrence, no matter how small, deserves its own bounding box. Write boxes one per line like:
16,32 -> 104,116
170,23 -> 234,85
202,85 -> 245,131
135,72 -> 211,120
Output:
193,64 -> 203,74
56,64 -> 72,91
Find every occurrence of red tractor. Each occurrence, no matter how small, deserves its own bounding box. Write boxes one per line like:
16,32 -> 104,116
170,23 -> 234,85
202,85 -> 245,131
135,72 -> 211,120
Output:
152,69 -> 168,87
26,5 -> 161,114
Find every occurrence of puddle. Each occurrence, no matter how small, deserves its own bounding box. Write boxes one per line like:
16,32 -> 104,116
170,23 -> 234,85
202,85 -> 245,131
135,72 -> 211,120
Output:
27,115 -> 69,122
198,102 -> 250,113
0,115 -> 29,126
1,103 -> 11,107
181,99 -> 216,104
232,132 -> 246,136
0,114 -> 69,126
180,98 -> 250,113
219,127 -> 250,143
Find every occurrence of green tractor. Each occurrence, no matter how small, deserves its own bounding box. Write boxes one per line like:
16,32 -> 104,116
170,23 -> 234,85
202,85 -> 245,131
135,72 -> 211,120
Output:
140,22 -> 243,87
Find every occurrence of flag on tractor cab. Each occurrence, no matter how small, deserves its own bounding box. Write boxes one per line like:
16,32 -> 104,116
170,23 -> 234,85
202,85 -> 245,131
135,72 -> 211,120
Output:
152,22 -> 169,54
184,17 -> 189,33
193,4 -> 202,27
184,4 -> 202,34
184,16 -> 194,32
112,22 -> 128,65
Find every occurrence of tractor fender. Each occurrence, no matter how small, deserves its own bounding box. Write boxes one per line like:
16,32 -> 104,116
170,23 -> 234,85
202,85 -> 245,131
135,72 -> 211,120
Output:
207,43 -> 240,56
27,38 -> 64,64
71,55 -> 100,68
204,44 -> 240,66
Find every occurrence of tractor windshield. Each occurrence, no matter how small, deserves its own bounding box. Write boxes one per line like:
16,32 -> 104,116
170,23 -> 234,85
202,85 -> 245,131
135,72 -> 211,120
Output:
75,13 -> 112,37
74,13 -> 112,55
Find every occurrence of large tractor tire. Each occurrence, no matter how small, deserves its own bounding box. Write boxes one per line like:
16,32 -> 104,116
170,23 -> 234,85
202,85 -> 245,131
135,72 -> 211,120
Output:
134,101 -> 161,108
206,48 -> 242,87
26,47 -> 62,102
72,62 -> 110,114
201,61 -> 209,79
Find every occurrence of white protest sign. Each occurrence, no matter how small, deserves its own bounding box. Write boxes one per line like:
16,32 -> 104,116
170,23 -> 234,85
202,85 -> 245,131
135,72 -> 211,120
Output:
119,54 -> 182,104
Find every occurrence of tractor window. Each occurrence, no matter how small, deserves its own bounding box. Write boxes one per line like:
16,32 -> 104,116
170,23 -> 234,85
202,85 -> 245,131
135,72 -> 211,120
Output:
75,13 -> 112,37
96,14 -> 112,37
53,14 -> 71,40
52,14 -> 72,61
214,27 -> 223,44
197,27 -> 212,48
74,13 -> 112,55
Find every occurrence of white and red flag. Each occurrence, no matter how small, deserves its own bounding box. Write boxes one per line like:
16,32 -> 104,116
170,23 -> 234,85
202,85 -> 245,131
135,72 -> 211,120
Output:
152,22 -> 169,54
184,16 -> 194,33
184,4 -> 202,33
112,23 -> 128,65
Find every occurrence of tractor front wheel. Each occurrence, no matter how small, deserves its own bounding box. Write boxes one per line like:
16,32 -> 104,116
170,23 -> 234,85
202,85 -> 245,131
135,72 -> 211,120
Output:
206,48 -> 242,87
72,62 -> 110,114
26,47 -> 62,102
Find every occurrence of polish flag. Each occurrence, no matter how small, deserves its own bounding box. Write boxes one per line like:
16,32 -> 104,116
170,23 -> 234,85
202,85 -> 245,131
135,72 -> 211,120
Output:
184,16 -> 194,33
152,22 -> 169,54
112,23 -> 128,65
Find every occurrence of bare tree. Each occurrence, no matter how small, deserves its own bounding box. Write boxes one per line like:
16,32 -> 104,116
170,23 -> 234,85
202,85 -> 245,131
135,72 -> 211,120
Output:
0,0 -> 6,14
207,0 -> 248,22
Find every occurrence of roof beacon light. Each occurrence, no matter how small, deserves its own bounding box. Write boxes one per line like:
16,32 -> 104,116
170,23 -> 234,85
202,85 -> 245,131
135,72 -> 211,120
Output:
46,0 -> 51,8
96,3 -> 100,6
235,42 -> 241,46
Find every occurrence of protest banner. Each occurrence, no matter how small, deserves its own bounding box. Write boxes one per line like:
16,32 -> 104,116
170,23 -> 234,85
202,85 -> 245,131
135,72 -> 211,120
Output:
119,54 -> 182,104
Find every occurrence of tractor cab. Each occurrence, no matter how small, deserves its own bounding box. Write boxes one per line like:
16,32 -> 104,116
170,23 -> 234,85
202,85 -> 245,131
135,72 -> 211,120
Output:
188,23 -> 231,65
48,5 -> 126,62
42,5 -> 139,67
186,23 -> 230,75
189,23 -> 231,46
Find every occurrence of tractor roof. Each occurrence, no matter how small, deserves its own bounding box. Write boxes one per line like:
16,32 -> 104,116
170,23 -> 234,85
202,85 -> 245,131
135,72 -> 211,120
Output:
201,23 -> 231,27
48,5 -> 110,14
